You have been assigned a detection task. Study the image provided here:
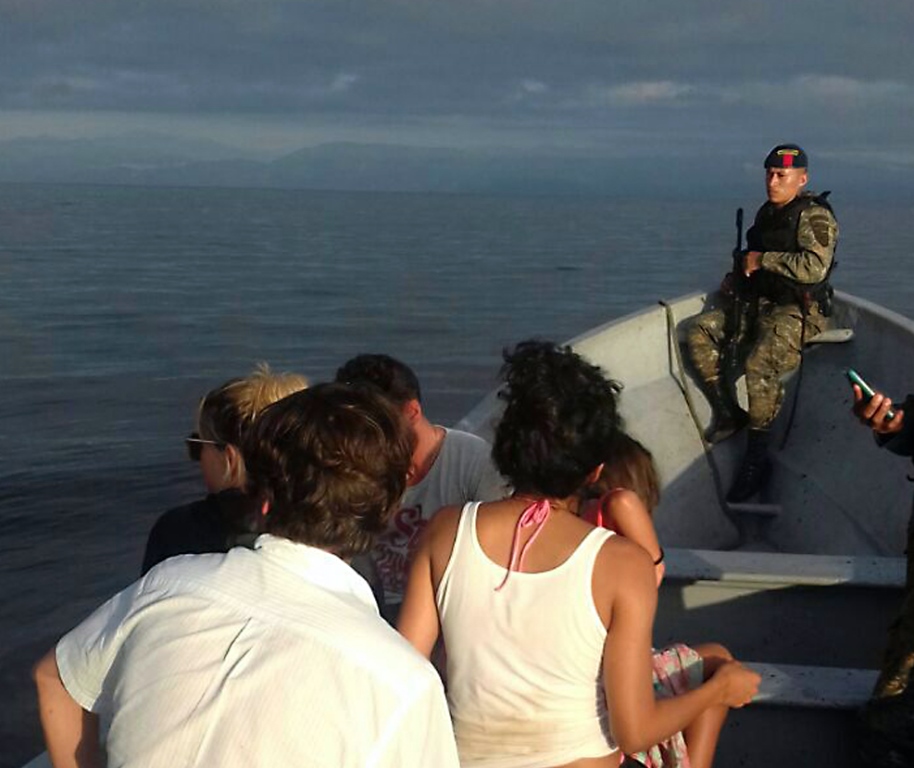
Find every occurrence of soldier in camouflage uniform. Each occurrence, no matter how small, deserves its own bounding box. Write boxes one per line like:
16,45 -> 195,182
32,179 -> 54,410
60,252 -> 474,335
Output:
853,389 -> 914,765
686,144 -> 839,502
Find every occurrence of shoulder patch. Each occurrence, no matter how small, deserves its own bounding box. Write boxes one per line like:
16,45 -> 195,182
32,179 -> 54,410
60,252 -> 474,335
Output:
809,211 -> 832,248
810,216 -> 832,247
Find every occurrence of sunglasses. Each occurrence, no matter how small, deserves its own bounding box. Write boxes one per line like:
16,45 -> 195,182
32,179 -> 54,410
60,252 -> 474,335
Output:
185,432 -> 226,462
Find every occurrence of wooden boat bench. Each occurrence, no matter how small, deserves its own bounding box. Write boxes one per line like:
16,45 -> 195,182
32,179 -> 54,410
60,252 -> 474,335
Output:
655,549 -> 905,671
750,661 -> 877,710
663,548 -> 906,589
718,662 -> 878,766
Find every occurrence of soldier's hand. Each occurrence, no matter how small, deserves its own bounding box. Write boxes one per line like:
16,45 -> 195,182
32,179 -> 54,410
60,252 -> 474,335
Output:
742,251 -> 762,276
720,272 -> 736,296
852,385 -> 905,435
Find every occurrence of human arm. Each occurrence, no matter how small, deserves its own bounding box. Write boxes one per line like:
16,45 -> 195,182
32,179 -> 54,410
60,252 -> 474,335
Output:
141,518 -> 167,575
34,649 -> 102,768
140,505 -> 189,575
600,489 -> 665,586
852,385 -> 914,458
37,578 -> 147,766
743,206 -> 837,282
397,505 -> 462,658
601,540 -> 759,754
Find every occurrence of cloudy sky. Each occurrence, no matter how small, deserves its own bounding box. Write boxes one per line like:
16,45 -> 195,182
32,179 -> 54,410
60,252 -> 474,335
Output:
2,0 -> 912,171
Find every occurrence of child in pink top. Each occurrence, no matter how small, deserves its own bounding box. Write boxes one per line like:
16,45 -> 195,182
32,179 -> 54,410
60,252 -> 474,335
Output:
581,432 -> 732,768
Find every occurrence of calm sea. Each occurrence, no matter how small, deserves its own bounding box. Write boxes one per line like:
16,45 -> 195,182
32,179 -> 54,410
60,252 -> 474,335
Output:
1,182 -> 912,765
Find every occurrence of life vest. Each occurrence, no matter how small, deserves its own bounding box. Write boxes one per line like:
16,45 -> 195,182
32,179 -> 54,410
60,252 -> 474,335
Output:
745,191 -> 835,311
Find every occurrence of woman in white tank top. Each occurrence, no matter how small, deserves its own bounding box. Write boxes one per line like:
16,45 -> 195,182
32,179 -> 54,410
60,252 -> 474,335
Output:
399,340 -> 760,768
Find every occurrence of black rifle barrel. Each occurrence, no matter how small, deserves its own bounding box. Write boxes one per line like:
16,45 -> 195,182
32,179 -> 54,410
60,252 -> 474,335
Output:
735,207 -> 743,251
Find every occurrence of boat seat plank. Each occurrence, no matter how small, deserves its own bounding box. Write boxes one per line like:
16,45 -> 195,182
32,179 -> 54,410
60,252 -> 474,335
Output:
806,328 -> 854,345
726,502 -> 782,517
665,548 -> 905,588
750,661 -> 877,710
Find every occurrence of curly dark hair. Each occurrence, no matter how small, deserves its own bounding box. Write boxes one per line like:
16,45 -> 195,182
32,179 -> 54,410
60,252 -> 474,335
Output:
492,340 -> 621,498
334,353 -> 422,406
242,383 -> 414,559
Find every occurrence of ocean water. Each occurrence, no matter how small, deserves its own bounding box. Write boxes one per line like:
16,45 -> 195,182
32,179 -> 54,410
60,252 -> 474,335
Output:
1,182 -> 913,765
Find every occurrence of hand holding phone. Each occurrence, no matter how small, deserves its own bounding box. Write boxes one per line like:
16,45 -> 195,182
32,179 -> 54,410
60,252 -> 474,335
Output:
847,368 -> 896,421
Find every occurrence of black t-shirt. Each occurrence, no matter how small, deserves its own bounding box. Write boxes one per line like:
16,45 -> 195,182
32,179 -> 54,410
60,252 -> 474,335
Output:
141,489 -> 261,575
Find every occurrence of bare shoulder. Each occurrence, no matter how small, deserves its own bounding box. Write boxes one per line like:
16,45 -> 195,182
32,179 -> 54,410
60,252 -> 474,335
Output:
422,504 -> 464,575
420,504 -> 463,548
591,532 -> 656,626
606,488 -> 642,513
595,533 -> 655,581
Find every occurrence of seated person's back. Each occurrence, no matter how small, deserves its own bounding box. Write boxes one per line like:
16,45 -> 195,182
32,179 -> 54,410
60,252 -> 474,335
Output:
36,384 -> 460,768
438,497 -> 615,764
398,340 -> 760,768
336,353 -> 506,608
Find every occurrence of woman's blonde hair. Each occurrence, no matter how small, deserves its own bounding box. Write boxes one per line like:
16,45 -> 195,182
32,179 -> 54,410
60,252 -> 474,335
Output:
197,363 -> 308,485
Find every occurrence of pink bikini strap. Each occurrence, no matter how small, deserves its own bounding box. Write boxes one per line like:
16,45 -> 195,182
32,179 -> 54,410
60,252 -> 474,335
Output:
494,498 -> 551,592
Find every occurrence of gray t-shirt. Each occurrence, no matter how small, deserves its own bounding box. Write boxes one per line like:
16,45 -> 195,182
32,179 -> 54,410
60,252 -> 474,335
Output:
375,428 -> 506,603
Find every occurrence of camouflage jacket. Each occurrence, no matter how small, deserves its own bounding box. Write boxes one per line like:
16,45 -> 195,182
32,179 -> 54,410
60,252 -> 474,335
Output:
752,194 -> 839,286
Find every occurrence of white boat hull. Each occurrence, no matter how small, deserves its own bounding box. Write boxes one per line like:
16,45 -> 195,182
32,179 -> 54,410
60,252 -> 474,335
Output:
24,291 -> 911,768
457,290 -> 912,767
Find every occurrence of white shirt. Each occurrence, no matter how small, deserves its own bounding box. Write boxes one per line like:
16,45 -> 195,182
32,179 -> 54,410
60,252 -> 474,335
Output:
56,535 -> 460,768
375,428 -> 506,603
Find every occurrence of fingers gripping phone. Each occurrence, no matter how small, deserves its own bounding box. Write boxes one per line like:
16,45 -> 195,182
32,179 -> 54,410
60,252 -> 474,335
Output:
846,368 -> 896,421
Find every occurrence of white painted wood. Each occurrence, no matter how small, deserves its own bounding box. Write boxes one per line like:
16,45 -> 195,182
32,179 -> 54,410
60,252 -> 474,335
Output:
664,548 -> 906,588
750,662 -> 878,710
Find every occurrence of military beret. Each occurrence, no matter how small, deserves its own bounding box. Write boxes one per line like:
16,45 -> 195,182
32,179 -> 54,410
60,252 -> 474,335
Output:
764,144 -> 808,169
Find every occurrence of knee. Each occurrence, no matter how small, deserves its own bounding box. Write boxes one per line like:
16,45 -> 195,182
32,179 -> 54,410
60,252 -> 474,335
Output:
744,345 -> 794,383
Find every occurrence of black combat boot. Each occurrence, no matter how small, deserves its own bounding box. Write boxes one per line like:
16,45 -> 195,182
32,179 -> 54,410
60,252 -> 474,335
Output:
726,428 -> 772,503
701,378 -> 748,444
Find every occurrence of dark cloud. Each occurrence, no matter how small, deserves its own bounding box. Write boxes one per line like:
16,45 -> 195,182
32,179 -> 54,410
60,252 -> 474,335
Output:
1,0 -> 912,164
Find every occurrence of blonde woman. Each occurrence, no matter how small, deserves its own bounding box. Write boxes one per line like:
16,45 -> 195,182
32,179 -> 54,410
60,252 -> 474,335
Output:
141,364 -> 307,574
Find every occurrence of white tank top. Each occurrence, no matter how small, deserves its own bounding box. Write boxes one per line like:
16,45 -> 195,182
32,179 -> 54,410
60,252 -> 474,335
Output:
436,501 -> 617,768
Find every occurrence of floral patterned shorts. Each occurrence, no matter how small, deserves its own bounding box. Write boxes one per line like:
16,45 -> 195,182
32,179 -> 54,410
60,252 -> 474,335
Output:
622,643 -> 704,768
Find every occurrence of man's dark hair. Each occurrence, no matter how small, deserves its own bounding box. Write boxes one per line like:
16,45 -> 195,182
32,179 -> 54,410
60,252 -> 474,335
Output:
493,340 -> 621,499
243,383 -> 414,559
335,354 -> 422,406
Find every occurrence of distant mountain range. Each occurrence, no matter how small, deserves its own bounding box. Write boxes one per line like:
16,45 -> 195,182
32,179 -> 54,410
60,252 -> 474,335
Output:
0,133 -> 909,198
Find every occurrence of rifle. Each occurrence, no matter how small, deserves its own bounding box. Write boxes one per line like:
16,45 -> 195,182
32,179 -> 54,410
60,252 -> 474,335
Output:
722,207 -> 745,391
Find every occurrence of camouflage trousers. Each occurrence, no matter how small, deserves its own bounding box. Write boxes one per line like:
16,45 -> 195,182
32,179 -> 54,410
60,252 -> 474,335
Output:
859,506 -> 914,765
872,500 -> 914,700
685,299 -> 825,429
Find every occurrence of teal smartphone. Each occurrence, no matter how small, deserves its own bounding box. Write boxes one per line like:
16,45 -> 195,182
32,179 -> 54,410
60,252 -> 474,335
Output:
846,368 -> 896,420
